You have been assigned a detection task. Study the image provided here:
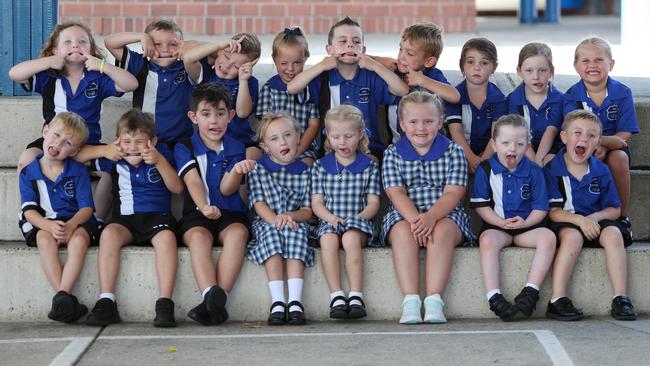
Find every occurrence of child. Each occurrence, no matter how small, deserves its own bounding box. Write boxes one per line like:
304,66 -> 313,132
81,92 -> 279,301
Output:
18,112 -> 101,323
563,37 -> 639,235
104,19 -> 196,144
287,16 -> 409,159
84,110 -> 183,327
381,91 -> 474,324
175,83 -> 250,325
183,32 -> 262,158
311,105 -> 381,319
257,27 -> 320,164
446,38 -> 508,173
244,112 -> 313,326
471,114 -> 556,321
508,42 -> 564,166
545,110 -> 636,321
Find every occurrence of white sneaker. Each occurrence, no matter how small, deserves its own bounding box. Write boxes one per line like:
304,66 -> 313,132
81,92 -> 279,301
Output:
399,296 -> 423,324
423,294 -> 447,324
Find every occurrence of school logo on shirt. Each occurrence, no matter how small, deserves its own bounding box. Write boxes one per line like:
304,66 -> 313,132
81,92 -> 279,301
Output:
606,104 -> 619,121
520,184 -> 531,200
358,87 -> 370,103
63,179 -> 75,197
85,82 -> 98,98
545,106 -> 552,120
174,70 -> 187,84
147,167 -> 162,183
486,106 -> 494,121
589,178 -> 601,194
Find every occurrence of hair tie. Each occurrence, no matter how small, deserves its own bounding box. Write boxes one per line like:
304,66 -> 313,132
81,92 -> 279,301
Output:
283,27 -> 302,37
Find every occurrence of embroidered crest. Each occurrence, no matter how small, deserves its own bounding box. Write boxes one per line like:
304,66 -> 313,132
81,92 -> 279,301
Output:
358,87 -> 370,103
606,104 -> 619,121
85,82 -> 98,98
589,177 -> 601,194
147,167 -> 162,183
520,183 -> 531,200
63,179 -> 75,197
174,70 -> 187,84
545,106 -> 552,120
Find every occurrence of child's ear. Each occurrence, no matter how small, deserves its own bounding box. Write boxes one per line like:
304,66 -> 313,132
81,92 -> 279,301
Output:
187,111 -> 197,124
424,56 -> 437,68
42,124 -> 49,138
228,109 -> 236,121
150,136 -> 158,146
490,138 -> 496,151
259,142 -> 268,154
492,62 -> 498,73
516,66 -> 523,78
325,44 -> 334,56
559,130 -> 568,144
609,58 -> 615,71
362,45 -> 367,54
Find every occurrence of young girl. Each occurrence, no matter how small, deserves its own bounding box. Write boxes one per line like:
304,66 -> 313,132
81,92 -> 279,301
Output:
446,38 -> 508,173
243,112 -> 313,326
257,27 -> 320,164
507,42 -> 564,166
470,114 -> 556,321
563,37 -> 639,235
311,105 -> 380,319
382,91 -> 474,324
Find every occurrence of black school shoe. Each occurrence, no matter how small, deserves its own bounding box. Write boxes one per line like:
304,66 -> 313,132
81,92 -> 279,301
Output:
267,301 -> 287,326
617,216 -> 633,241
153,298 -> 176,328
513,287 -> 540,318
86,298 -> 121,326
347,296 -> 367,319
329,296 -> 348,319
205,285 -> 229,325
611,295 -> 637,321
287,301 -> 306,325
546,297 -> 584,321
48,291 -> 88,323
488,293 -> 518,321
187,302 -> 211,326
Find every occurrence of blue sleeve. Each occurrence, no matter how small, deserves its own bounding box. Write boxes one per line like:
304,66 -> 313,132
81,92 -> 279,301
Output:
530,167 -> 549,211
92,157 -> 114,173
599,171 -> 622,209
247,166 -> 265,206
381,148 -> 403,189
373,73 -> 398,105
368,161 -> 381,196
544,166 -> 564,208
563,92 -> 580,116
492,99 -> 509,124
445,102 -> 462,123
158,144 -> 176,169
31,71 -> 51,94
175,142 -> 197,178
75,168 -> 95,210
549,101 -> 564,129
99,73 -> 120,99
616,90 -> 640,133
507,93 -> 521,115
306,75 -> 321,104
300,171 -> 311,208
19,170 -> 39,213
470,164 -> 491,208
310,163 -> 324,195
446,144 -> 468,187
256,83 -> 273,119
199,57 -> 213,85
122,48 -> 145,76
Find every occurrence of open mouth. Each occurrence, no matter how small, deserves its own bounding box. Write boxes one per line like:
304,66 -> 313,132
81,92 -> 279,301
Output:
209,128 -> 223,134
338,148 -> 350,155
575,145 -> 586,158
47,146 -> 59,157
280,148 -> 290,156
125,152 -> 141,157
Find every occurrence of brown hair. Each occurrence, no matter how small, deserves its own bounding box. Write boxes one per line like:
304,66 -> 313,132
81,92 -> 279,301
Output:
401,22 -> 444,60
115,109 -> 156,140
518,42 -> 554,71
144,19 -> 183,40
49,112 -> 89,146
323,105 -> 370,154
40,22 -> 105,59
190,83 -> 232,112
398,91 -> 444,121
492,114 -> 529,141
459,37 -> 497,71
255,111 -> 301,143
574,37 -> 613,63
232,32 -> 261,62
271,27 -> 310,60
562,109 -> 602,134
328,16 -> 361,45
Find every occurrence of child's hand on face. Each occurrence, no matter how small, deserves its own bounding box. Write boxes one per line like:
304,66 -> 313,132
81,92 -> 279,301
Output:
48,54 -> 66,70
233,159 -> 256,175
377,57 -> 398,72
405,66 -> 425,87
141,34 -> 157,59
104,138 -> 124,161
82,51 -> 101,72
200,204 -> 221,220
503,216 -> 525,229
275,213 -> 298,231
578,215 -> 601,240
357,54 -> 378,72
320,55 -> 339,71
329,216 -> 347,230
141,140 -> 160,165
225,36 -> 247,54
238,58 -> 258,82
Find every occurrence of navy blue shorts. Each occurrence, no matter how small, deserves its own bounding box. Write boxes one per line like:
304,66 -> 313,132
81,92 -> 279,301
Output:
548,219 -> 633,248
177,210 -> 249,246
107,212 -> 177,245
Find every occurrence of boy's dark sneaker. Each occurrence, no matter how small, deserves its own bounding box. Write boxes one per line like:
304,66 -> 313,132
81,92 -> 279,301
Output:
488,293 -> 517,321
611,295 -> 637,320
617,216 -> 633,241
86,298 -> 121,326
48,291 -> 88,323
205,285 -> 229,325
187,302 -> 211,326
545,297 -> 584,321
153,298 -> 176,328
513,286 -> 540,318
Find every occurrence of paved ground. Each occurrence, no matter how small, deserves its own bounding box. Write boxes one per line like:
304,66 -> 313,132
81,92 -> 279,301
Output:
1,318 -> 649,365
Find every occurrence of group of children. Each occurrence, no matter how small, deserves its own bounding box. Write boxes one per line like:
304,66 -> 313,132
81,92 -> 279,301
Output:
9,15 -> 639,327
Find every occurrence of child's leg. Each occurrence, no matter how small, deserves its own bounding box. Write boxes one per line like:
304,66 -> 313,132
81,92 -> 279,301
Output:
513,227 -> 556,287
97,224 -> 133,294
479,230 -> 512,293
320,233 -> 343,292
550,228 -> 583,299
287,258 -> 306,324
59,228 -> 91,293
17,147 -> 41,172
92,171 -> 112,222
607,150 -> 631,217
216,223 -> 248,292
425,219 -> 463,295
183,227 -> 217,291
36,230 -> 64,291
341,230 -> 365,293
599,226 -> 628,296
150,229 -> 178,299
389,221 -> 420,295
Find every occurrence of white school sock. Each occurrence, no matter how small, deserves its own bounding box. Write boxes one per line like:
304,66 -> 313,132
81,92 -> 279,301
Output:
288,278 -> 304,312
268,280 -> 286,313
348,291 -> 364,306
99,293 -> 115,302
486,289 -> 501,301
551,297 -> 561,303
330,290 -> 346,307
201,286 -> 212,300
525,283 -> 540,291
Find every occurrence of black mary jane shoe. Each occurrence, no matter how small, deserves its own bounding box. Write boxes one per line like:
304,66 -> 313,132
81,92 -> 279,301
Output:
287,300 -> 306,325
267,301 -> 287,326
347,296 -> 367,319
329,295 -> 348,319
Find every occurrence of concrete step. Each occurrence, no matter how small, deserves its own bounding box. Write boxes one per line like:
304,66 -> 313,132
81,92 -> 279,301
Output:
1,242 -> 648,322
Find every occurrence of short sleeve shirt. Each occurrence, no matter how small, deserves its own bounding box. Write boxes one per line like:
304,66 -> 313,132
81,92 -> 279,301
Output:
507,83 -> 564,144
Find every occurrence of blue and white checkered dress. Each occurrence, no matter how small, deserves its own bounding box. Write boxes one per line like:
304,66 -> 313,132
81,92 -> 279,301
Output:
246,155 -> 315,266
311,152 -> 380,241
381,135 -> 475,245
256,75 -> 320,159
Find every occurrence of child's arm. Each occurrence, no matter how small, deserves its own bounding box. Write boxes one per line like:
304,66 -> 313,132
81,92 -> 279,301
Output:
312,193 -> 346,227
24,208 -> 93,244
142,141 -> 184,194
407,68 -> 461,103
221,159 -> 256,196
475,206 -> 507,228
447,124 -> 482,173
74,139 -> 123,163
549,206 -> 620,240
384,186 -> 420,222
413,184 -> 465,237
9,56 -> 65,84
183,39 -> 243,83
104,32 -> 155,61
596,132 -> 631,160
534,126 -> 559,165
358,54 -> 409,96
182,168 -> 220,219
297,117 -> 319,157
287,56 -> 338,94
83,52 -> 138,92
236,61 -> 257,118
357,194 -> 380,220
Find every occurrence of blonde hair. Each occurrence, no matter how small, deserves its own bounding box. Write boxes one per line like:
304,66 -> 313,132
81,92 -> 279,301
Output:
144,19 -> 183,40
574,37 -> 613,64
255,111 -> 301,143
398,91 -> 444,121
115,109 -> 156,139
323,105 -> 370,154
49,112 -> 89,146
272,27 -> 310,60
562,109 -> 602,135
492,114 -> 529,141
401,22 -> 444,60
518,42 -> 554,71
40,22 -> 105,59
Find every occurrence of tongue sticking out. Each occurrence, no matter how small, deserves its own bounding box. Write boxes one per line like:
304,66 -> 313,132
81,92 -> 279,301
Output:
575,146 -> 586,157
48,147 -> 59,157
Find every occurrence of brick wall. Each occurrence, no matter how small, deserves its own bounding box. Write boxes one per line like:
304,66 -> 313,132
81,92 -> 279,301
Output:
59,0 -> 476,36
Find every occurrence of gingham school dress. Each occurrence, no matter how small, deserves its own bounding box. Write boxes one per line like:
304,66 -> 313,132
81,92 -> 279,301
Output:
246,155 -> 315,267
380,135 -> 475,245
311,152 -> 381,241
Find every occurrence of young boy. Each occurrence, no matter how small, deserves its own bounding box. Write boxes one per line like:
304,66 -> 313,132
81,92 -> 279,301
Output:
287,16 -> 409,159
183,32 -> 262,158
19,112 -> 101,323
104,20 -> 197,144
545,109 -> 636,321
85,110 -> 183,327
175,83 -> 250,325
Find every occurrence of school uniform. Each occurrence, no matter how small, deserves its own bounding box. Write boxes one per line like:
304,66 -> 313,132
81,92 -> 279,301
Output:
387,67 -> 451,143
200,58 -> 259,147
175,132 -> 248,237
380,134 -> 474,244
23,70 -> 122,145
118,48 -> 194,143
256,75 -> 320,159
470,155 -> 549,235
311,152 -> 380,240
19,156 -> 101,246
246,155 -> 314,267
507,83 -> 564,152
445,80 -> 508,155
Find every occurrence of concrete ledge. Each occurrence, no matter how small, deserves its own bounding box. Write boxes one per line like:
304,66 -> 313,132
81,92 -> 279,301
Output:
1,243 -> 648,322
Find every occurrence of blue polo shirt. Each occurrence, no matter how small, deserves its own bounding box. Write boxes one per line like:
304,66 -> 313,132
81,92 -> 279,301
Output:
19,157 -> 94,219
24,70 -> 122,144
545,148 -> 621,216
175,131 -> 247,214
120,48 -> 194,143
563,77 -> 640,136
507,83 -> 564,145
446,80 -> 508,154
307,68 -> 398,151
94,144 -> 175,215
471,155 -> 549,219
200,58 -> 259,146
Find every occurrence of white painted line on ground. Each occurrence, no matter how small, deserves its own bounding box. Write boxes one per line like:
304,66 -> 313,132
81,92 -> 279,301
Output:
0,337 -> 78,344
533,330 -> 575,366
49,337 -> 94,366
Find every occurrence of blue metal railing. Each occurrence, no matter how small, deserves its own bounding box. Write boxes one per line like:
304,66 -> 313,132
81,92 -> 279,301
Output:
520,0 -> 561,23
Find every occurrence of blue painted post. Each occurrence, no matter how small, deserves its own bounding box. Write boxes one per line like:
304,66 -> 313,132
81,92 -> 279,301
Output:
545,0 -> 561,23
520,0 -> 536,23
0,1 -> 13,96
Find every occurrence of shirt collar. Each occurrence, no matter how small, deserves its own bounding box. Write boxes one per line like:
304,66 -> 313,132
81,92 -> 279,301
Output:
550,148 -> 609,178
458,80 -> 506,105
258,155 -> 309,174
149,59 -> 184,73
510,83 -> 563,108
395,134 -> 451,161
267,74 -> 287,91
329,68 -> 367,87
320,152 -> 371,175
191,131 -> 228,156
210,72 -> 239,87
489,154 -> 532,177
33,155 -> 77,182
